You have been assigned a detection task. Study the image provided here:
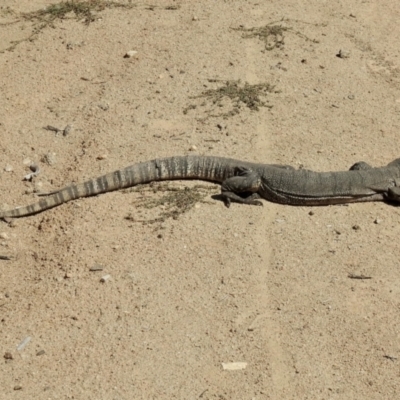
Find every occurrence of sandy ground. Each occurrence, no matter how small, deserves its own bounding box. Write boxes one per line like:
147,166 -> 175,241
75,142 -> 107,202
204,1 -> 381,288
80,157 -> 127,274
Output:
1,0 -> 400,398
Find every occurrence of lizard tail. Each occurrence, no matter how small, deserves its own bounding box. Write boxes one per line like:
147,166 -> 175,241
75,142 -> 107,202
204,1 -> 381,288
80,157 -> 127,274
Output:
0,156 -> 246,218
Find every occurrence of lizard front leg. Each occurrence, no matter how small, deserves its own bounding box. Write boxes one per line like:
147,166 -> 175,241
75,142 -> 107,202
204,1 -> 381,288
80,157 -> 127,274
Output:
221,167 -> 263,207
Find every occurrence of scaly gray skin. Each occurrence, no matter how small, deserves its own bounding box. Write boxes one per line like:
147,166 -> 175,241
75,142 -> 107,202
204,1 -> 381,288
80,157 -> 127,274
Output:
1,155 -> 400,218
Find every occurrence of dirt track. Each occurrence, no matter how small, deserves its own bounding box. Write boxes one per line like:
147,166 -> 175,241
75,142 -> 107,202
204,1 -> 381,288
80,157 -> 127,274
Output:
1,1 -> 400,398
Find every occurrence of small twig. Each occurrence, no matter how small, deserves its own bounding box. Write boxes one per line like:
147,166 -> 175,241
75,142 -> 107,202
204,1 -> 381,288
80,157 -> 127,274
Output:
348,273 -> 372,280
43,124 -> 72,136
43,125 -> 63,133
199,389 -> 209,398
383,355 -> 397,362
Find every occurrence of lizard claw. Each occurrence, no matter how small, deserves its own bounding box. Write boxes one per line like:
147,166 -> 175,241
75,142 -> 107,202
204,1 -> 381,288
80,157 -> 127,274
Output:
223,197 -> 231,208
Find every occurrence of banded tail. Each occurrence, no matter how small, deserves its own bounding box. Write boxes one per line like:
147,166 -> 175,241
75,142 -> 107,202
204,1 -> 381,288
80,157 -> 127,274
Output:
0,156 -> 249,218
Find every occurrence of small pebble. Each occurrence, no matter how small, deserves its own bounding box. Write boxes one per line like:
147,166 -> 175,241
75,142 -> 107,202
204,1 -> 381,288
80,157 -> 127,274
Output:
36,350 -> 45,356
34,182 -> 43,191
97,154 -> 108,160
98,103 -> 109,111
124,50 -> 138,58
4,164 -> 13,172
337,49 -> 351,59
100,274 -> 111,283
352,224 -> 360,230
4,352 -> 13,360
0,232 -> 9,240
374,218 -> 382,224
14,386 -> 22,391
42,152 -> 57,166
189,145 -> 197,151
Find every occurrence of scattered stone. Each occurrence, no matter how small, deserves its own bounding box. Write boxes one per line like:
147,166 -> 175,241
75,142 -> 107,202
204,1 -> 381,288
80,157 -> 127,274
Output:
222,362 -> 247,371
374,218 -> 382,224
98,103 -> 109,111
308,210 -> 314,216
189,145 -> 197,151
97,154 -> 108,160
90,265 -> 104,272
34,181 -> 43,191
124,50 -> 138,58
352,224 -> 360,231
36,350 -> 45,356
13,386 -> 22,391
100,274 -> 111,283
4,352 -> 13,360
337,49 -> 351,59
0,232 -> 9,240
17,336 -> 32,351
4,165 -> 13,172
42,152 -> 57,166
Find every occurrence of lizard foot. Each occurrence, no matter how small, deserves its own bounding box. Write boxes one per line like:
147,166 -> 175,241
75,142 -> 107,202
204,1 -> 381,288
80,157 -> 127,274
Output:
221,191 -> 263,207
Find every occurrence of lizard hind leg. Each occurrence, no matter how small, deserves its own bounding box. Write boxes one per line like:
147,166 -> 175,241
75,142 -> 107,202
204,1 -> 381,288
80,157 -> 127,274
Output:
221,167 -> 263,207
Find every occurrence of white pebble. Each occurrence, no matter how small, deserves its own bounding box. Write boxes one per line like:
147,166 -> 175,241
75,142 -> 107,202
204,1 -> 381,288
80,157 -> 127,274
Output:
222,362 -> 247,370
17,336 -> 32,351
124,50 -> 138,58
4,165 -> 13,172
100,274 -> 111,283
189,145 -> 197,151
